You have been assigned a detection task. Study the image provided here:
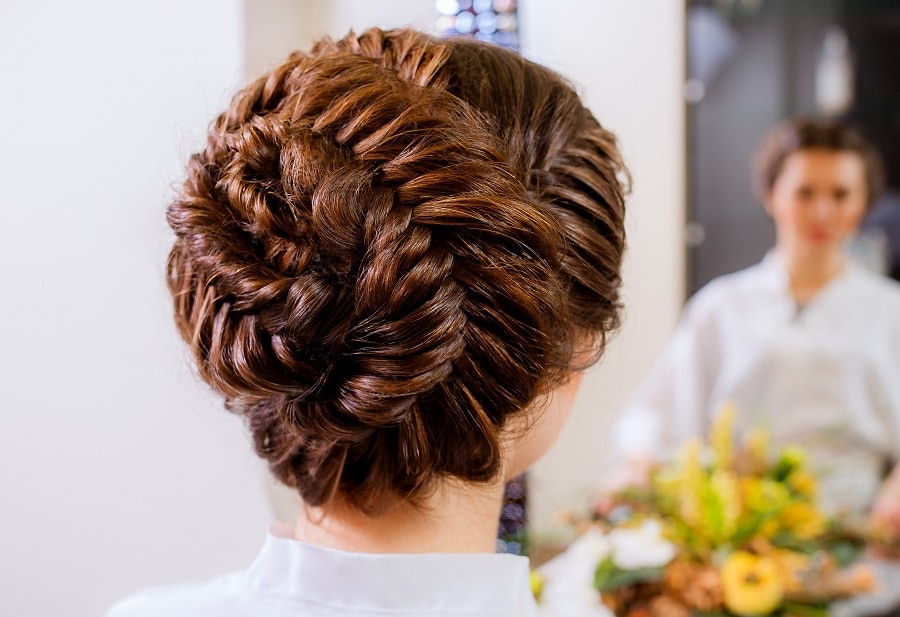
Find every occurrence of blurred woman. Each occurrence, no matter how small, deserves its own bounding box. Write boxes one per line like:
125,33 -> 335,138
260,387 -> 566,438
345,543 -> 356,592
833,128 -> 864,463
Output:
617,119 -> 900,523
615,119 -> 900,616
108,28 -> 628,617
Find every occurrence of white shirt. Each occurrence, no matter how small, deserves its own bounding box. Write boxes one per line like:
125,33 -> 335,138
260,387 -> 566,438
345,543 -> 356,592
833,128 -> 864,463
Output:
106,531 -> 540,617
617,253 -> 900,514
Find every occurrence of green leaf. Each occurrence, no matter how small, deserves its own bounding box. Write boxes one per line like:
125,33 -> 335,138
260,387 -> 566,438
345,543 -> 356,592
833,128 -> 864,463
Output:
781,601 -> 830,617
732,512 -> 765,543
771,532 -> 818,554
593,556 -> 666,592
827,540 -> 865,568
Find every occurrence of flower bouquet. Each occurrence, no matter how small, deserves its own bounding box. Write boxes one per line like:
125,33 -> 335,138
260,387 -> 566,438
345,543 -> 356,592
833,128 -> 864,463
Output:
540,407 -> 878,617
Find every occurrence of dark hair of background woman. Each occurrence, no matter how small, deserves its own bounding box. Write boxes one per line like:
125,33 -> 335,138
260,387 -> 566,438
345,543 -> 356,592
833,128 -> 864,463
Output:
753,117 -> 885,205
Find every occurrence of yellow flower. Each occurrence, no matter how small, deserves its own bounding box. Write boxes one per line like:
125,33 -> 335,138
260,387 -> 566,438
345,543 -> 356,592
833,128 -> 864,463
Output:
781,446 -> 806,467
779,502 -> 827,540
709,470 -> 741,542
711,403 -> 736,471
787,470 -> 818,499
773,446 -> 807,479
743,428 -> 769,467
742,478 -> 790,514
653,469 -> 680,496
678,439 -> 705,527
721,552 -> 784,615
529,570 -> 544,602
758,517 -> 782,539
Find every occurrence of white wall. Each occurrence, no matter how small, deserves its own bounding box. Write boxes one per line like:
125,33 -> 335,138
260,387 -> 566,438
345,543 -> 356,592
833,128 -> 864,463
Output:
0,2 -> 683,615
0,3 -> 270,617
521,1 -> 686,531
243,0 -> 437,80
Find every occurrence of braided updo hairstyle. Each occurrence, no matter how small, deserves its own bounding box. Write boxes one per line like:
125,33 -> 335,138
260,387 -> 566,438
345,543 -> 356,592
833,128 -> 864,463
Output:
167,28 -> 628,515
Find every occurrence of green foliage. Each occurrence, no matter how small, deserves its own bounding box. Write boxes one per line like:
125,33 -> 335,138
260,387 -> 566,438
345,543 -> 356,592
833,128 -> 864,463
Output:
593,556 -> 665,593
780,601 -> 829,617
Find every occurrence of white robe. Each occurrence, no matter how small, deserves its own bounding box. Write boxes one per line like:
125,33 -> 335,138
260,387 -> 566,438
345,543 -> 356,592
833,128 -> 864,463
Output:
616,253 -> 900,515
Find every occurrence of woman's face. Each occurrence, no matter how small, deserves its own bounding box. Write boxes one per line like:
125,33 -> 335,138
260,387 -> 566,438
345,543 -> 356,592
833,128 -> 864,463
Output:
765,148 -> 868,257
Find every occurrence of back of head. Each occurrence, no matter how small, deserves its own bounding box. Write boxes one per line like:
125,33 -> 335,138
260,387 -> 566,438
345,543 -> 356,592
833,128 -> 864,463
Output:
167,28 -> 628,514
753,117 -> 885,205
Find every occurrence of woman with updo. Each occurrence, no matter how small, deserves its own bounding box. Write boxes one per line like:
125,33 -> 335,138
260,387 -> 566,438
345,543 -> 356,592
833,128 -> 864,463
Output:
615,119 -> 900,615
108,28 -> 628,617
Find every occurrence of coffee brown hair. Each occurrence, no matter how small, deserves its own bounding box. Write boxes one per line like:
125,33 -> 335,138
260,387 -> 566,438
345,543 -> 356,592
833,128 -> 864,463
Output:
167,29 -> 627,514
753,117 -> 885,205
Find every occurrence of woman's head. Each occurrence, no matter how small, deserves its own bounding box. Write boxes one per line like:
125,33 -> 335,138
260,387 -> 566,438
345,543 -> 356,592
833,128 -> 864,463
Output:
754,118 -> 884,204
166,29 -> 628,515
754,118 -> 884,255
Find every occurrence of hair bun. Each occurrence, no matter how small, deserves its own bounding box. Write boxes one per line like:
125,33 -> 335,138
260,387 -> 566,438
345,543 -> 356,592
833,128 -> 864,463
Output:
167,28 -> 626,514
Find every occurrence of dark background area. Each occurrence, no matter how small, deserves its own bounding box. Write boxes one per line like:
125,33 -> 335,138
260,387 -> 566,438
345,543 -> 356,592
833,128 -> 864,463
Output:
687,0 -> 900,294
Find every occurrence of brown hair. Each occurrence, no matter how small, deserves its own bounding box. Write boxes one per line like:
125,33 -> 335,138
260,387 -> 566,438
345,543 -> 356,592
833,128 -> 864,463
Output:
166,29 -> 628,514
753,117 -> 885,205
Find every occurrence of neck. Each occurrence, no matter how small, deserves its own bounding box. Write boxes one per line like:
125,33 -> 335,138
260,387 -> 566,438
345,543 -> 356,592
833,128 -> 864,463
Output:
291,478 -> 507,554
776,244 -> 845,303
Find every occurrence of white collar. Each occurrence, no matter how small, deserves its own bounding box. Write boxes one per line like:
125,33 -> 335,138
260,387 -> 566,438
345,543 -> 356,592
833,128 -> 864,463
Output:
242,531 -> 539,614
755,250 -> 861,296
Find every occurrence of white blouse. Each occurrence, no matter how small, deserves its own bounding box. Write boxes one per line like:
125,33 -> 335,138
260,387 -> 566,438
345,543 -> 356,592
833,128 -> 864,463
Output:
106,530 -> 540,617
616,253 -> 900,514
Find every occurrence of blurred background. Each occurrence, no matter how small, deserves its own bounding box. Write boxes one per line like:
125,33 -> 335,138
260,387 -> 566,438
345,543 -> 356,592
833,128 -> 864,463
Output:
1,1 -> 896,615
686,0 -> 900,292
